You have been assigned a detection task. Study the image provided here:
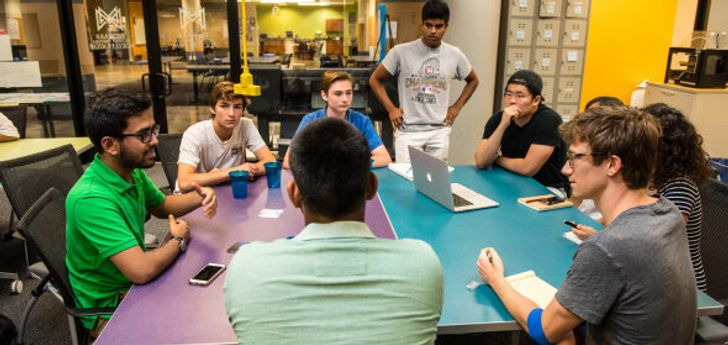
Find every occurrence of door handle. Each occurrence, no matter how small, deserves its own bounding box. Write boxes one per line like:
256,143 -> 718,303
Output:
141,73 -> 150,92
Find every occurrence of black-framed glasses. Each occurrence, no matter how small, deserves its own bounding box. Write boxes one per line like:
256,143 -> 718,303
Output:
120,124 -> 160,144
565,151 -> 604,169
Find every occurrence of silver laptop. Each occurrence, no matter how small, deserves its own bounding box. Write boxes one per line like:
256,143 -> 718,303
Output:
409,146 -> 498,212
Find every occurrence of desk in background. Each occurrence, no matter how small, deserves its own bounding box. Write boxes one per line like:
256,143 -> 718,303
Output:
178,56 -> 281,102
0,137 -> 92,162
0,93 -> 71,137
93,166 -> 725,344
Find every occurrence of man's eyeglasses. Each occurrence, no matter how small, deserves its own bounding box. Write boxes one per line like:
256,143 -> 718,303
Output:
565,151 -> 604,169
120,124 -> 160,144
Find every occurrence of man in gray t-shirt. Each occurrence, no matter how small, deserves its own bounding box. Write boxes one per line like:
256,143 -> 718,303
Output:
477,106 -> 696,345
369,0 -> 478,163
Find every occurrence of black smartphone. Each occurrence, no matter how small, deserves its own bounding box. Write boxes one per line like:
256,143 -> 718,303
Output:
564,220 -> 578,228
188,263 -> 226,286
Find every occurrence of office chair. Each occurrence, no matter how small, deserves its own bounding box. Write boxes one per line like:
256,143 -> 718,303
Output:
155,133 -> 183,193
0,144 -> 84,344
695,179 -> 728,344
15,188 -> 115,345
0,105 -> 27,138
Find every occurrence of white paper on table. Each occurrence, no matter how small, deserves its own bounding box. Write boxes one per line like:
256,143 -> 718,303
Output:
258,209 -> 284,218
563,231 -> 583,245
505,271 -> 557,308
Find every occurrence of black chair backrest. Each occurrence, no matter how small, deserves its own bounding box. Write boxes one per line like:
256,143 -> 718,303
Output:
155,133 -> 182,190
15,188 -> 75,306
0,144 -> 83,218
1,105 -> 27,138
699,179 -> 728,307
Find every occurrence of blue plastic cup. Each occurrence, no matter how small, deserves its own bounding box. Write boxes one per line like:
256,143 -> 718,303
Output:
229,170 -> 249,199
264,162 -> 282,188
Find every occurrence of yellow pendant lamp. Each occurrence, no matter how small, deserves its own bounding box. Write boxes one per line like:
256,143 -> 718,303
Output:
234,1 -> 261,96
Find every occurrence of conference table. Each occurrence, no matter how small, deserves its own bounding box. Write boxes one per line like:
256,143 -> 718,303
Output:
94,166 -> 724,344
0,137 -> 92,162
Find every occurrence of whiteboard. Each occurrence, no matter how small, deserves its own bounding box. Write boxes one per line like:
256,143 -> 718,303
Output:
0,61 -> 43,87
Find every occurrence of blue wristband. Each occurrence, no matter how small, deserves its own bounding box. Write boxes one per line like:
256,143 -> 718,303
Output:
527,308 -> 552,345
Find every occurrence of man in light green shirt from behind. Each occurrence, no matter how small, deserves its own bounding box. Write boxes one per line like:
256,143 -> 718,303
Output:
224,117 -> 444,345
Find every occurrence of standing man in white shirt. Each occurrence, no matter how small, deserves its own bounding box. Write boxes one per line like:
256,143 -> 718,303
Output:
369,0 -> 479,163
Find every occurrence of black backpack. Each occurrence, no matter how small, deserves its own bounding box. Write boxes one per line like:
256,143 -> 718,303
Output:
0,313 -> 17,345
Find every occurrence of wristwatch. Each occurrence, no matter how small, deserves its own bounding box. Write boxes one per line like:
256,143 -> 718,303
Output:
172,236 -> 188,252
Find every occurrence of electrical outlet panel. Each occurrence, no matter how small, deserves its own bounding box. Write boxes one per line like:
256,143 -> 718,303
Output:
532,48 -> 558,76
535,20 -> 561,47
508,19 -> 534,46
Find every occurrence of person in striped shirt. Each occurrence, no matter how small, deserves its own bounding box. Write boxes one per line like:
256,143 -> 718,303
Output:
644,102 -> 714,291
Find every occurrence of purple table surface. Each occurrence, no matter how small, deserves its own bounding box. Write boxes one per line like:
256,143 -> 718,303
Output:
94,170 -> 395,345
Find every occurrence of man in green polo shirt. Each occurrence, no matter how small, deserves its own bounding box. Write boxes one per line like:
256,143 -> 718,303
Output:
66,87 -> 217,337
224,117 -> 444,345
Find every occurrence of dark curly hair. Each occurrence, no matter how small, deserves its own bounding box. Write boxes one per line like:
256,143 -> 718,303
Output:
643,103 -> 712,188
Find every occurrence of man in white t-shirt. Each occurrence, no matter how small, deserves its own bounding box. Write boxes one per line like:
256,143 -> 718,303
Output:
177,81 -> 276,192
369,0 -> 479,163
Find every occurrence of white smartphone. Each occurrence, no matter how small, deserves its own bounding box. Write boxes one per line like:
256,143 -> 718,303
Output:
188,263 -> 226,286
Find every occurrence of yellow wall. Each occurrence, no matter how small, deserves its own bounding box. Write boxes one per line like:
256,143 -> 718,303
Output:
581,0 -> 679,107
257,4 -> 357,40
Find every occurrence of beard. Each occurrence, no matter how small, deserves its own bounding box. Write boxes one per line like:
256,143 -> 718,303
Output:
119,144 -> 156,169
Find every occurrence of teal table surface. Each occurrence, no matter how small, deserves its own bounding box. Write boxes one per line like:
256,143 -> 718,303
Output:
375,165 -> 723,333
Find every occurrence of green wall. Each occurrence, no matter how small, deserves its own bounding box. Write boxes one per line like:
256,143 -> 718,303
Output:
257,4 -> 358,41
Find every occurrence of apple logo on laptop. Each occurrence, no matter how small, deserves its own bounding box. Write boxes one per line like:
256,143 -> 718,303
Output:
426,172 -> 432,183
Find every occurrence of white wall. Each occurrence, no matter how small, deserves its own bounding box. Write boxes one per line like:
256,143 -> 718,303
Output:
443,0 -> 502,164
707,0 -> 728,40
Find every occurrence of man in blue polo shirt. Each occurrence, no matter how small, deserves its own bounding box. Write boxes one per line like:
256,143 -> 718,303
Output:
283,70 -> 391,168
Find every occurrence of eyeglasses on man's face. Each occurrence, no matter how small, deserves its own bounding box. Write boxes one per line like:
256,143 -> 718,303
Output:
120,124 -> 160,144
565,151 -> 604,169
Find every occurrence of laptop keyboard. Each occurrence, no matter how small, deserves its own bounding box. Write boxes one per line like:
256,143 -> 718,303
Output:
452,193 -> 473,207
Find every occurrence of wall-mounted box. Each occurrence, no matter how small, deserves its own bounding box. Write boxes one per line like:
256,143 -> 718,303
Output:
559,49 -> 584,75
506,48 -> 531,74
532,48 -> 558,76
566,0 -> 590,18
510,0 -> 536,17
540,0 -> 563,18
557,77 -> 582,103
556,104 -> 579,121
541,76 -> 555,104
562,19 -> 587,47
508,19 -> 533,46
535,20 -> 560,47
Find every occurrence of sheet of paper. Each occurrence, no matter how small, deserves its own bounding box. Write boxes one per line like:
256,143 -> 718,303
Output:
571,31 -> 580,42
258,208 -> 283,218
544,29 -> 553,39
505,271 -> 557,308
563,231 -> 583,245
516,30 -> 525,40
519,0 -> 528,8
541,58 -> 551,67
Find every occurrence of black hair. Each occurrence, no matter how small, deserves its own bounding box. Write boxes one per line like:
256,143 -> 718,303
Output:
289,117 -> 371,218
422,0 -> 449,24
85,87 -> 152,152
643,103 -> 713,188
584,96 -> 624,110
506,70 -> 543,99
